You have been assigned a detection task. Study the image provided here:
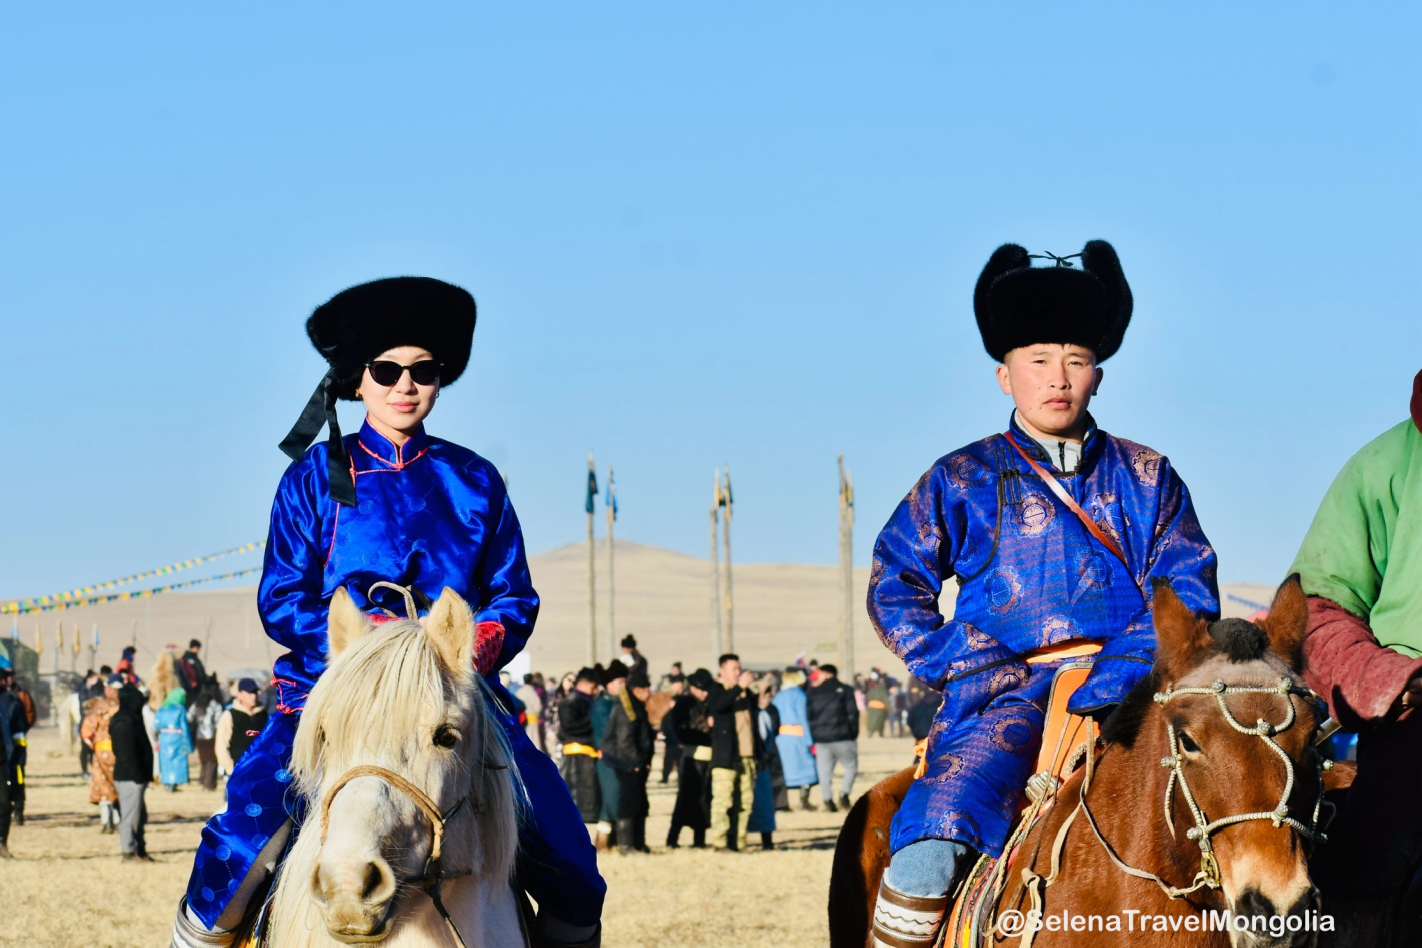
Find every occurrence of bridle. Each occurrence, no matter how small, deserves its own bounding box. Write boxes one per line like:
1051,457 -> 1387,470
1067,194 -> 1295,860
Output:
319,763 -> 487,948
313,582 -> 510,948
1080,676 -> 1331,899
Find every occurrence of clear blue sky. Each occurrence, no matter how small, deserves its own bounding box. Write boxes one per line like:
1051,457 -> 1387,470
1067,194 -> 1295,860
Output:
3,3 -> 1420,599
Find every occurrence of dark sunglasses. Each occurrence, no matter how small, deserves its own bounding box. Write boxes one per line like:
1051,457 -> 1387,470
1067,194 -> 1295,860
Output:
366,359 -> 442,387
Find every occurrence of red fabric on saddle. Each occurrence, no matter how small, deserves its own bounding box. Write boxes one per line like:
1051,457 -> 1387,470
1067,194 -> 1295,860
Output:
1301,596 -> 1422,729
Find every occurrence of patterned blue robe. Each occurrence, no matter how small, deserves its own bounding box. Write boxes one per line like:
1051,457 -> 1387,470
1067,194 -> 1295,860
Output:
868,415 -> 1218,857
184,419 -> 605,929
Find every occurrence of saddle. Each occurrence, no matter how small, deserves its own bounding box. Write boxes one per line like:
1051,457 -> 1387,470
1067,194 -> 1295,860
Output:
940,653 -> 1100,948
828,648 -> 1100,948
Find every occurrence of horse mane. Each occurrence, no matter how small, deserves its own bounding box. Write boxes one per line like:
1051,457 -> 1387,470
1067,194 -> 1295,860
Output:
1208,618 -> 1270,663
1099,670 -> 1159,749
1101,616 -> 1277,748
288,618 -> 523,885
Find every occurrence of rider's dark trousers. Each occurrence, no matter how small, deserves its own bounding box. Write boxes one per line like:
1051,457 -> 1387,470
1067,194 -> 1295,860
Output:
184,695 -> 606,930
1316,709 -> 1422,899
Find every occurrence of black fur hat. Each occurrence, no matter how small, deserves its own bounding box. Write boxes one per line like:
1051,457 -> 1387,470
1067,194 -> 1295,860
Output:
973,241 -> 1132,362
278,276 -> 476,507
307,277 -> 476,400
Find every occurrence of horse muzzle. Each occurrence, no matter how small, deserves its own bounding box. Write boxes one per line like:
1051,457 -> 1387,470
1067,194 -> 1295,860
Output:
1228,886 -> 1321,948
312,853 -> 400,943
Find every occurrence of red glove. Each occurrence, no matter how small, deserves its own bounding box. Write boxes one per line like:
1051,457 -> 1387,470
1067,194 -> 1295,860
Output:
474,621 -> 506,678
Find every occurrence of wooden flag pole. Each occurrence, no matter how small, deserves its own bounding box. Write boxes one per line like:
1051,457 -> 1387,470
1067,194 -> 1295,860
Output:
720,466 -> 734,653
709,468 -> 723,659
586,451 -> 598,666
606,467 -> 616,661
838,455 -> 856,678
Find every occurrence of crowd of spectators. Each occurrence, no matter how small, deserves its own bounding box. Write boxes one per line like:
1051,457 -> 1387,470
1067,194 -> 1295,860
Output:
528,639 -> 945,854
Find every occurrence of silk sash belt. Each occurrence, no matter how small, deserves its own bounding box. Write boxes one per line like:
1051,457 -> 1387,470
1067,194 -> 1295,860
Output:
562,742 -> 601,758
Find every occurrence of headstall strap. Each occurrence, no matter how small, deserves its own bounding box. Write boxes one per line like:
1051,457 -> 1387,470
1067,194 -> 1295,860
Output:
1075,676 -> 1328,902
319,763 -> 479,948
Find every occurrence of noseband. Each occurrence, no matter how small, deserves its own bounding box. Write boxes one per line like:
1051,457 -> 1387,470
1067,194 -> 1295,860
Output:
319,764 -> 479,948
1081,676 -> 1331,899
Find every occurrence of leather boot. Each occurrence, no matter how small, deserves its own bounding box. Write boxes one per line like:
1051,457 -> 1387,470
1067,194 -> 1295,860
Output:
691,828 -> 706,849
870,879 -> 949,948
799,786 -> 817,811
633,818 -> 650,853
615,819 -> 636,855
170,899 -> 239,947
666,822 -> 681,848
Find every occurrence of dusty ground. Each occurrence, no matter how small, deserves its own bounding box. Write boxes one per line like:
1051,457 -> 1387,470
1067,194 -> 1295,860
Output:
0,725 -> 916,947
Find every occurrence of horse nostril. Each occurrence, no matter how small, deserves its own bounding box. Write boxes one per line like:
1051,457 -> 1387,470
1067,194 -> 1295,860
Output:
361,861 -> 386,901
1234,887 -> 1275,923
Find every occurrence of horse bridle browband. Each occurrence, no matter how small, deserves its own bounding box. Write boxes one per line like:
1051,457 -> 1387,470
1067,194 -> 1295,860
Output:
1080,676 -> 1331,899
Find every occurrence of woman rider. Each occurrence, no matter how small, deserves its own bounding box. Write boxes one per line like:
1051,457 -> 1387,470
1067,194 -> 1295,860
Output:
172,277 -> 605,948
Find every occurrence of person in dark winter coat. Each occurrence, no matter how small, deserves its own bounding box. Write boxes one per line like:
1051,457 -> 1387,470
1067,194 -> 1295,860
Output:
619,635 -> 648,684
707,654 -> 760,851
108,684 -> 154,861
591,661 -> 628,851
806,664 -> 859,812
557,668 -> 602,824
601,667 -> 655,854
667,669 -> 714,848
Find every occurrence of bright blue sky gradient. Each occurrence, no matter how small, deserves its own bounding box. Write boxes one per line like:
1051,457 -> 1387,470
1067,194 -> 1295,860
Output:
3,3 -> 1420,597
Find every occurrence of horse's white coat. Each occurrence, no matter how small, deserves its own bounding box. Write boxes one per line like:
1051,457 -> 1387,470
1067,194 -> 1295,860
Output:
266,589 -> 526,948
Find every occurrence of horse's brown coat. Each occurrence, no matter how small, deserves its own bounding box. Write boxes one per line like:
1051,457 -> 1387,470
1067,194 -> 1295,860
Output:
830,578 -> 1329,947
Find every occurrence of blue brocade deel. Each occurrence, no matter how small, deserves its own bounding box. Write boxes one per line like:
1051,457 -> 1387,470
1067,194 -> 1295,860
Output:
184,419 -> 605,930
868,414 -> 1219,858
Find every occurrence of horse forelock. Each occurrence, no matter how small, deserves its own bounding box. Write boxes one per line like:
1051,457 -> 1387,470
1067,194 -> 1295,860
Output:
291,619 -> 469,794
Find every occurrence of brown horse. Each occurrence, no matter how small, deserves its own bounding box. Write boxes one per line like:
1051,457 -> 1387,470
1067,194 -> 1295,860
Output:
831,576 -> 1346,948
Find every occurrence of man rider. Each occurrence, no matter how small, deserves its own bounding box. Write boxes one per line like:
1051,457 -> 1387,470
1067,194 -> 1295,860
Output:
1289,370 -> 1422,937
865,241 -> 1220,947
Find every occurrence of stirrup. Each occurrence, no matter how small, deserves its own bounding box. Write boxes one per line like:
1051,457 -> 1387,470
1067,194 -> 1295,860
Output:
871,879 -> 949,948
170,899 -> 239,948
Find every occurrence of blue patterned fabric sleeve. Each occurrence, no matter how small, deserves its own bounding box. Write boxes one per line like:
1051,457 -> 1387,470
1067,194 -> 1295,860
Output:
868,462 -> 979,690
473,477 -> 540,672
258,446 -> 334,695
1068,456 -> 1220,713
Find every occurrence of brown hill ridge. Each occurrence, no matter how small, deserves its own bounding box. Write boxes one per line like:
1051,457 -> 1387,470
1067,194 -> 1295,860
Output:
7,540 -> 1270,684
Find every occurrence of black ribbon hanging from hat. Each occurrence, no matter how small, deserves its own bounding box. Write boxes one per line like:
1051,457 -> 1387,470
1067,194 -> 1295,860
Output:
278,371 -> 357,507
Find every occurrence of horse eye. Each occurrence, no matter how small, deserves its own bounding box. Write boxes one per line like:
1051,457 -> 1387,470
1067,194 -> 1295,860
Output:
1178,732 -> 1201,754
433,725 -> 459,749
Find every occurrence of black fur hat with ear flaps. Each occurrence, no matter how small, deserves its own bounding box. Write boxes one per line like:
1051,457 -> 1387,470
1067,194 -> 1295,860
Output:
277,276 -> 476,507
973,240 -> 1132,362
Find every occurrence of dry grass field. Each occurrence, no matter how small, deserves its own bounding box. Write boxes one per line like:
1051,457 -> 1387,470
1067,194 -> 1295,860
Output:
0,725 -> 917,947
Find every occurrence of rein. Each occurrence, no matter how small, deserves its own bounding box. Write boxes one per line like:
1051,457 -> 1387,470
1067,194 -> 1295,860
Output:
1079,676 -> 1329,899
320,764 -> 479,948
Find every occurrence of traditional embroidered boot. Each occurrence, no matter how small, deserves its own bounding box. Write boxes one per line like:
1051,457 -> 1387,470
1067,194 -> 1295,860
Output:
870,879 -> 949,948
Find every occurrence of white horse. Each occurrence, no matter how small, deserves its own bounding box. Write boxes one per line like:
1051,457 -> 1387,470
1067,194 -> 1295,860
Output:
265,587 -> 527,947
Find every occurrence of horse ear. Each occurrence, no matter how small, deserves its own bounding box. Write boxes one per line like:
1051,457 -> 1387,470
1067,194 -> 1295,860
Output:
1152,577 -> 1212,676
1260,574 -> 1310,670
327,587 -> 371,660
425,587 -> 475,676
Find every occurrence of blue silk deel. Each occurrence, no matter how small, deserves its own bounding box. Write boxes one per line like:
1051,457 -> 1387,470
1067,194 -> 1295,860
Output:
184,419 -> 605,929
868,414 -> 1219,857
